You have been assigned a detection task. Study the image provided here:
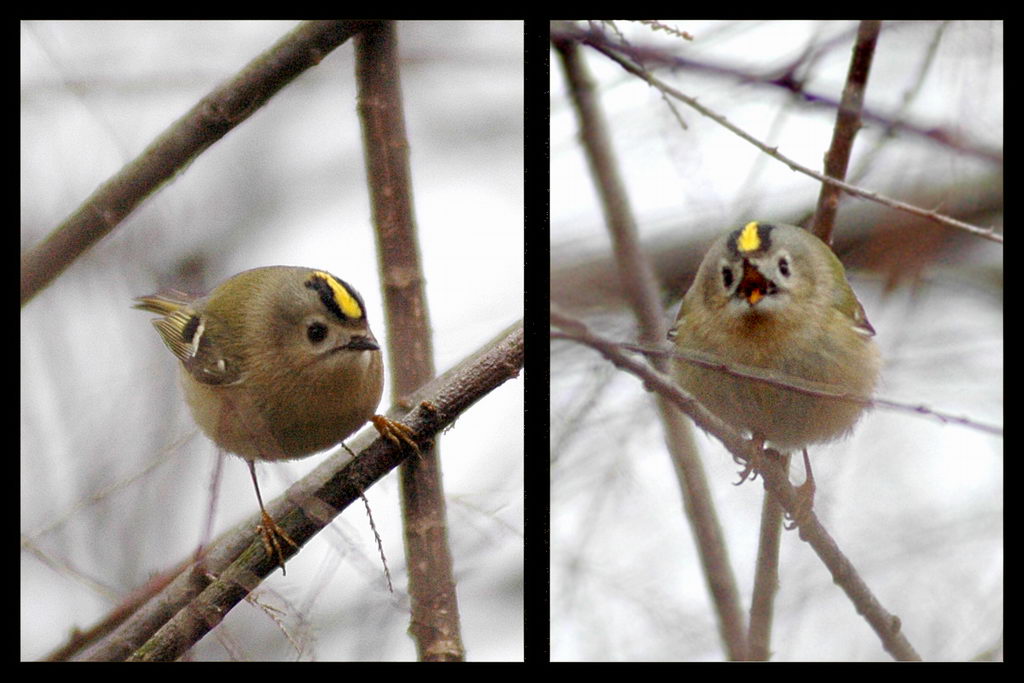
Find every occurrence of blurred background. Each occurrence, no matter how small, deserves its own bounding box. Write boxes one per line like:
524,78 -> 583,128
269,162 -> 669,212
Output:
22,20 -> 523,661
550,20 -> 1001,661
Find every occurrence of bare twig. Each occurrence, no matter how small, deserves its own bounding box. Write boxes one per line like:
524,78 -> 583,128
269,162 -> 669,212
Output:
355,21 -> 464,662
812,20 -> 881,243
623,341 -> 1001,437
67,323 -> 522,662
553,35 -> 749,660
557,24 -> 1002,245
20,20 -> 376,306
552,309 -> 922,660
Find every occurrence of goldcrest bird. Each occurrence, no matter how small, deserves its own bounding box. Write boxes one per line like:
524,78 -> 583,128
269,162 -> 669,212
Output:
135,266 -> 418,572
667,222 -> 880,485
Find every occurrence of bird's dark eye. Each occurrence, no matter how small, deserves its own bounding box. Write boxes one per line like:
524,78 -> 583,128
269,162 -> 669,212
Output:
721,266 -> 734,289
307,321 -> 329,344
777,257 -> 790,277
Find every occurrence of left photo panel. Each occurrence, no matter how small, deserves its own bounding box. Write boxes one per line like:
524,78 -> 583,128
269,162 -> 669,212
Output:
22,20 -> 524,662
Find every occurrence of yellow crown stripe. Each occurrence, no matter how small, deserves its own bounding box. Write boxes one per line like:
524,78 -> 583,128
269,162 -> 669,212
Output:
737,222 -> 762,253
314,271 -> 363,319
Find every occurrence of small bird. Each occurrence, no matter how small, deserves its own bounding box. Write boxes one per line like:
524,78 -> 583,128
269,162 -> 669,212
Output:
136,266 -> 418,572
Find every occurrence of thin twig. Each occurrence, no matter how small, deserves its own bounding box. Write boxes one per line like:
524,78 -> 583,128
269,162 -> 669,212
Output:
554,35 -> 750,660
68,323 -> 522,662
622,341 -> 1001,437
552,309 -> 922,660
355,20 -> 464,662
559,25 -> 1002,245
20,21 -> 376,305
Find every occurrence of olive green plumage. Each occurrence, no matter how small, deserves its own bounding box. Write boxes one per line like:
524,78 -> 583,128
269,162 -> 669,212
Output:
667,222 -> 880,450
135,266 -> 384,460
